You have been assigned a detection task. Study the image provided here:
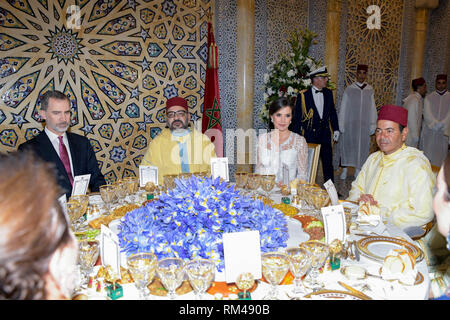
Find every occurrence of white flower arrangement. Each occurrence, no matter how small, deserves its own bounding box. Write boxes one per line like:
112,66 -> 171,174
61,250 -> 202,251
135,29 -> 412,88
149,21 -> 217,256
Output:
260,29 -> 335,124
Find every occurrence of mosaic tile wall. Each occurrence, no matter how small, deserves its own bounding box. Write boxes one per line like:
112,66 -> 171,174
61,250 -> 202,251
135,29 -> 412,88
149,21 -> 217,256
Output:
0,0 -> 212,183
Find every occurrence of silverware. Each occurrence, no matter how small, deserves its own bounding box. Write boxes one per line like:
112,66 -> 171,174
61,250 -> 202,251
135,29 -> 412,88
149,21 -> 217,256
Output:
338,281 -> 372,300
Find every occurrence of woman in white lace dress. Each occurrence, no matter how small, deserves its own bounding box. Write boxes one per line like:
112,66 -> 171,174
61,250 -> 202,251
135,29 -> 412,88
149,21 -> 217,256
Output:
256,97 -> 308,184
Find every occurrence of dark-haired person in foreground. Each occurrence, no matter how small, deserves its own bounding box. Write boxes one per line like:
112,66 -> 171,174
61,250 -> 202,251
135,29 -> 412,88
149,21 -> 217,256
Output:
0,151 -> 78,299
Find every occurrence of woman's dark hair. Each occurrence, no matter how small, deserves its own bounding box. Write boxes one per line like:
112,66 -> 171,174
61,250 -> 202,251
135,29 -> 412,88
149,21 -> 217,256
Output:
268,97 -> 295,129
0,151 -> 72,299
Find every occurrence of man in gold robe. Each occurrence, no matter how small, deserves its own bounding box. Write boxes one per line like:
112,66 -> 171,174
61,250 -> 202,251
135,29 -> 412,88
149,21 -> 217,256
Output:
141,96 -> 216,184
348,104 -> 435,229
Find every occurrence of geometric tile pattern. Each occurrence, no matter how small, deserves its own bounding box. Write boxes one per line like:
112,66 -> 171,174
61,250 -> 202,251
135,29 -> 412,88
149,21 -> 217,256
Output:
0,0 -> 212,183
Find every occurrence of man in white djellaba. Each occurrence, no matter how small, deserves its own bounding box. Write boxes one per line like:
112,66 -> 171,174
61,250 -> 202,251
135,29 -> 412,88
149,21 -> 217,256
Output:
420,74 -> 450,167
338,64 -> 377,180
402,77 -> 427,148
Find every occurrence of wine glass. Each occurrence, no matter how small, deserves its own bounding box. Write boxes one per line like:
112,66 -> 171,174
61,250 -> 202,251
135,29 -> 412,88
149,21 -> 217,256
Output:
123,177 -> 139,203
114,180 -> 128,205
246,173 -> 260,196
78,240 -> 100,287
236,272 -> 255,299
70,195 -> 89,230
157,257 -> 185,299
300,240 -> 330,291
66,201 -> 83,231
234,172 -> 248,192
185,259 -> 215,300
127,252 -> 158,300
100,184 -> 116,213
261,252 -> 290,300
286,247 -> 312,297
163,174 -> 177,190
260,174 -> 276,198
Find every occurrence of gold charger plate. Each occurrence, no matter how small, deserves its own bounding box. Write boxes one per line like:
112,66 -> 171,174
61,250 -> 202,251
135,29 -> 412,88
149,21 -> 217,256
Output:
304,289 -> 369,300
356,236 -> 424,262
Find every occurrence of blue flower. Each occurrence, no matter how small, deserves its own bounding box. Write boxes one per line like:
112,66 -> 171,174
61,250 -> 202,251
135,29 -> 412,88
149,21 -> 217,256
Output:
118,175 -> 288,271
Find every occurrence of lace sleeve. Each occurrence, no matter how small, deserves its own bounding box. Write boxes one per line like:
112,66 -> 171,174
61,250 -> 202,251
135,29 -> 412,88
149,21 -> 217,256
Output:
294,134 -> 308,181
255,133 -> 267,174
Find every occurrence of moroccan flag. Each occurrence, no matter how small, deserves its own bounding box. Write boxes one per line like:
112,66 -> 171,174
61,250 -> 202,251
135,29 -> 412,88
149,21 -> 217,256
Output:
202,22 -> 224,157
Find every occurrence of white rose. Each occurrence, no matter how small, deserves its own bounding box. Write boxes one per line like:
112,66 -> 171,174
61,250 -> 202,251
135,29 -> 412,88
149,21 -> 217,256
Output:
287,70 -> 295,77
267,88 -> 274,95
263,73 -> 270,84
302,78 -> 311,87
287,86 -> 294,94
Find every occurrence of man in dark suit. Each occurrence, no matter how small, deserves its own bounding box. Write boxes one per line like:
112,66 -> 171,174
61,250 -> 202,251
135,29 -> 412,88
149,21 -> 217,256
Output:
18,90 -> 106,198
292,66 -> 340,182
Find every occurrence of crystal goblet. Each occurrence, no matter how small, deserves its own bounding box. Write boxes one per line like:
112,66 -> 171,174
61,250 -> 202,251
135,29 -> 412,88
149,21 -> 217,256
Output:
286,247 -> 312,297
114,180 -> 128,205
127,252 -> 158,300
260,174 -> 276,198
185,259 -> 215,300
100,184 -> 116,213
78,240 -> 99,287
70,195 -> 89,230
66,201 -> 83,231
157,257 -> 185,299
123,177 -> 139,203
261,252 -> 290,300
300,240 -> 330,291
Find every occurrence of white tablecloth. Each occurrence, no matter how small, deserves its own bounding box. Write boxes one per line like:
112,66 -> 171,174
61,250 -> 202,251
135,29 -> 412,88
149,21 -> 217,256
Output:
80,190 -> 430,300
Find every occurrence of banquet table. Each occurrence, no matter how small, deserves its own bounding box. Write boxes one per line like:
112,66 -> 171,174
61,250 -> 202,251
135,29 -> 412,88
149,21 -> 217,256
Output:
76,188 -> 430,300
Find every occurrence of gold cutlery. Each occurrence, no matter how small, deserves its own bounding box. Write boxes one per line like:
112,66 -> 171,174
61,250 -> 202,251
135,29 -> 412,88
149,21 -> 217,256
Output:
338,281 -> 372,300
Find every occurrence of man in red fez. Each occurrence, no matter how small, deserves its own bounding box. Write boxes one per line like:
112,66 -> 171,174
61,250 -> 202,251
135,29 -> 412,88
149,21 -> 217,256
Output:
420,74 -> 450,167
141,96 -> 216,184
402,77 -> 427,148
347,104 -> 435,232
338,63 -> 377,180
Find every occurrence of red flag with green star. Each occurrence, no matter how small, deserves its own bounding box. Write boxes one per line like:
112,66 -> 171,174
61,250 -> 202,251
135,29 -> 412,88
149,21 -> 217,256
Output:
202,22 -> 223,157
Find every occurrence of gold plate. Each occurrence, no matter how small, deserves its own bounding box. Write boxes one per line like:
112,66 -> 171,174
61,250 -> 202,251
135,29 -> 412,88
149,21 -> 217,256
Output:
356,236 -> 424,262
304,289 -> 369,300
378,267 -> 424,286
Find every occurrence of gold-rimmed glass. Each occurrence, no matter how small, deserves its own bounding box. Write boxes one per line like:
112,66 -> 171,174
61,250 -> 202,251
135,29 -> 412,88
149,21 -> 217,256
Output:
66,201 -> 83,231
261,252 -> 290,300
185,259 -> 215,300
286,247 -> 312,297
300,240 -> 329,291
127,252 -> 158,300
114,179 -> 128,205
123,177 -> 139,203
260,174 -> 276,197
157,257 -> 185,300
78,240 -> 100,287
100,184 -> 116,213
69,195 -> 89,231
246,173 -> 260,195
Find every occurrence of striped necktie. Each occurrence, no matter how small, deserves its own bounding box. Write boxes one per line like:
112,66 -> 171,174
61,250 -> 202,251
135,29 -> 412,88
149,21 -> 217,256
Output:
58,136 -> 74,185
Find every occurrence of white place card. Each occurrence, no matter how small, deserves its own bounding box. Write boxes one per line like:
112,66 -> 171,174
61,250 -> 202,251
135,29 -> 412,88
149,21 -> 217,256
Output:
100,224 -> 121,279
282,164 -> 289,186
321,205 -> 346,244
324,179 -> 339,205
139,165 -> 158,187
211,157 -> 229,181
222,230 -> 262,283
71,174 -> 91,196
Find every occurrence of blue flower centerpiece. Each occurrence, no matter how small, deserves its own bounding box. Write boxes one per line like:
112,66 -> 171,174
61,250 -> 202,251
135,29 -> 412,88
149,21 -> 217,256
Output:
118,175 -> 288,271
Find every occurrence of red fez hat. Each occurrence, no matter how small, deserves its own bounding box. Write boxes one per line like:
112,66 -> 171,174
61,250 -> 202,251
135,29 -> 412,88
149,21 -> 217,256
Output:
166,96 -> 188,110
412,77 -> 425,87
357,64 -> 368,71
378,105 -> 408,127
436,74 -> 447,81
